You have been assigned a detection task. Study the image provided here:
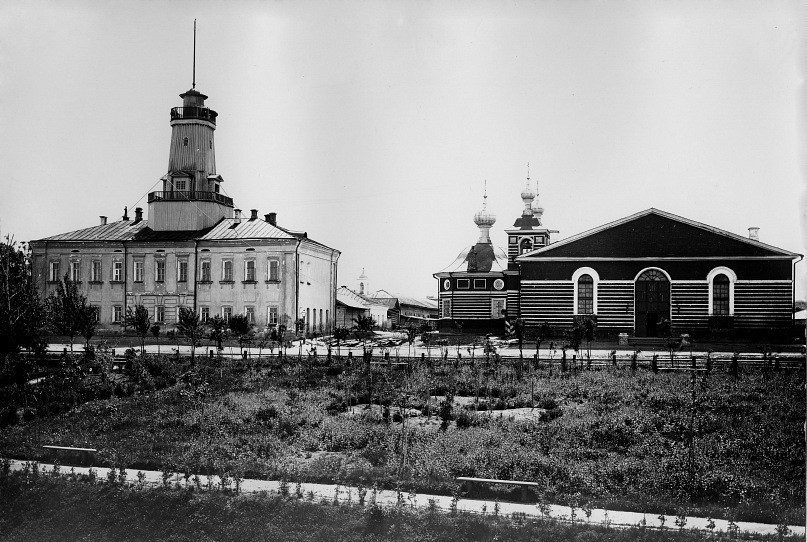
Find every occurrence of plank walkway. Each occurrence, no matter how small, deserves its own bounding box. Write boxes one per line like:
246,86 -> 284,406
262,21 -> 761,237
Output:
6,460 -> 803,538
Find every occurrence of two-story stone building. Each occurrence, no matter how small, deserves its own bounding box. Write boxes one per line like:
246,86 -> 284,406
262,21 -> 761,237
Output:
30,84 -> 339,333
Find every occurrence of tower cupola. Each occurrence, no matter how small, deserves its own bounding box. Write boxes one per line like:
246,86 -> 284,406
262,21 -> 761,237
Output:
473,188 -> 496,244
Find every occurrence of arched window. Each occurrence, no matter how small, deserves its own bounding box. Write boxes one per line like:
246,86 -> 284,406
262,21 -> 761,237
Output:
707,267 -> 736,316
712,274 -> 730,315
577,274 -> 594,315
572,267 -> 600,315
183,137 -> 189,146
520,238 -> 532,254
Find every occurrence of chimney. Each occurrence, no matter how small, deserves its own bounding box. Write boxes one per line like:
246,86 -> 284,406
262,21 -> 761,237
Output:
234,209 -> 242,224
122,206 -> 129,221
250,209 -> 258,221
134,207 -> 143,223
748,227 -> 760,241
100,216 -> 107,226
266,212 -> 277,226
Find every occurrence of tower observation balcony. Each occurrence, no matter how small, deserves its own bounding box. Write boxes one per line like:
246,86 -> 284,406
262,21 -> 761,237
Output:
148,190 -> 233,207
170,106 -> 218,124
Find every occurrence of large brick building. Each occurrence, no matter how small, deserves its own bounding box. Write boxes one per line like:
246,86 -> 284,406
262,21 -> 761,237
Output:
30,82 -> 339,333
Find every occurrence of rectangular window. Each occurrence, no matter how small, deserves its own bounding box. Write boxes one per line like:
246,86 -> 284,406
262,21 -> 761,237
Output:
177,260 -> 188,282
245,306 -> 255,323
155,260 -> 165,282
457,279 -> 470,289
91,306 -> 100,323
222,306 -> 232,322
113,305 -> 123,323
70,260 -> 81,282
267,306 -> 278,326
175,179 -> 187,191
268,259 -> 280,281
441,298 -> 452,318
200,306 -> 210,322
112,261 -> 123,282
491,299 -> 506,319
91,260 -> 102,282
155,305 -> 165,323
473,278 -> 486,289
49,261 -> 60,282
245,260 -> 256,281
200,260 -> 211,282
134,261 -> 144,282
222,259 -> 233,281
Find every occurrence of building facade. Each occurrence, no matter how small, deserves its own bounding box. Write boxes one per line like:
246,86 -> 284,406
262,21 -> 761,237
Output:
434,191 -> 516,333
436,172 -> 800,339
30,83 -> 339,333
517,208 -> 800,337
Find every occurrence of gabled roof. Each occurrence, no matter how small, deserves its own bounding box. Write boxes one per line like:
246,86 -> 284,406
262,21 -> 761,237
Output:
518,208 -> 799,260
371,289 -> 438,310
34,220 -> 149,242
336,286 -> 389,310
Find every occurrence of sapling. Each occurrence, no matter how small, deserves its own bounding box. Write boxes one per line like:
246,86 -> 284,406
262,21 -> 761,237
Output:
1,458 -> 11,478
136,471 -> 146,490
427,498 -> 438,515
161,467 -> 173,488
357,484 -> 367,506
493,500 -> 500,517
193,474 -> 202,491
233,472 -> 242,494
106,467 -> 117,486
705,517 -> 715,534
658,514 -> 667,530
306,490 -> 315,502
118,467 -> 127,486
279,477 -> 289,496
333,485 -> 341,506
675,511 -> 687,532
295,481 -> 303,499
51,462 -> 61,478
87,467 -> 97,483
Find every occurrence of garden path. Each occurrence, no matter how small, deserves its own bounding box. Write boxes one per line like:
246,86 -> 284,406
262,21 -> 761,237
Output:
7,459 -> 802,538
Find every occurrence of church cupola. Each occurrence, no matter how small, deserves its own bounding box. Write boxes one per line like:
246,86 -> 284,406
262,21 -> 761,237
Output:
506,164 -> 553,266
147,26 -> 234,231
473,187 -> 496,244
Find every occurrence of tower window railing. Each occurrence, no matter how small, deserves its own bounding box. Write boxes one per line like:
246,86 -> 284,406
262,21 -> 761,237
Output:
148,191 -> 233,206
170,106 -> 218,124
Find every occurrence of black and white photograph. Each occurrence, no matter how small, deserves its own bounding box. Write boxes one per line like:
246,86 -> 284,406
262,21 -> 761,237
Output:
0,1 -> 805,540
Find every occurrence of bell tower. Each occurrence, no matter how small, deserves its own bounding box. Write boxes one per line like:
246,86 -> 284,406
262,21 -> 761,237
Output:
506,164 -> 553,267
147,22 -> 234,231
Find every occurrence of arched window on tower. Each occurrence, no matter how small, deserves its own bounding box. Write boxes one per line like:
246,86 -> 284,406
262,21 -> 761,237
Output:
183,137 -> 189,147
520,238 -> 532,254
712,274 -> 730,315
577,274 -> 594,315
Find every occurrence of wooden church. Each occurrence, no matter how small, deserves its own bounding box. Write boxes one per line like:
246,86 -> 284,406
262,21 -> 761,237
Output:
436,172 -> 800,338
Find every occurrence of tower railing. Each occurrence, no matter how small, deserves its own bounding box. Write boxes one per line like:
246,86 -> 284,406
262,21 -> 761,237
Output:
170,106 -> 218,124
148,191 -> 233,206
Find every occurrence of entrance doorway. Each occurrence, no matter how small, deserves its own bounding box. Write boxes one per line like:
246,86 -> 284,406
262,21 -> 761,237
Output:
634,269 -> 670,337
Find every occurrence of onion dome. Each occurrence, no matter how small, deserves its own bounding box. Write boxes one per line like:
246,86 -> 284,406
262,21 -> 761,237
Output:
473,190 -> 496,243
520,181 -> 535,216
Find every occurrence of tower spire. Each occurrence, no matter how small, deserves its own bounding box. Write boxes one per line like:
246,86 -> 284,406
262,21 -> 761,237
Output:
192,19 -> 197,90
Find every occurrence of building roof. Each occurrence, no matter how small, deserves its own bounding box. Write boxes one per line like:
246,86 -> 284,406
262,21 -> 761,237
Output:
198,218 -> 296,240
518,208 -> 801,260
437,243 -> 509,274
34,220 -> 149,242
336,286 -> 389,311
32,216 -> 336,252
372,289 -> 437,310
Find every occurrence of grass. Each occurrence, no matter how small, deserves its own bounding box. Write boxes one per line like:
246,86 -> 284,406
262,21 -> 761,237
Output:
0,353 -> 803,525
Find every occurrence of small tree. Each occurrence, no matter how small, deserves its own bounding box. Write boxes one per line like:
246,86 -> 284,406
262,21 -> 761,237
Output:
354,315 -> 375,355
228,314 -> 254,355
176,306 -> 203,364
150,324 -> 161,353
207,315 -> 228,354
125,305 -> 151,355
333,326 -> 350,358
79,305 -> 99,348
47,275 -> 96,352
534,322 -> 553,368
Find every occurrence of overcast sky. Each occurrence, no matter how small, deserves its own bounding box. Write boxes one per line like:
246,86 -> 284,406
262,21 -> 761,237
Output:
1,0 -> 805,300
